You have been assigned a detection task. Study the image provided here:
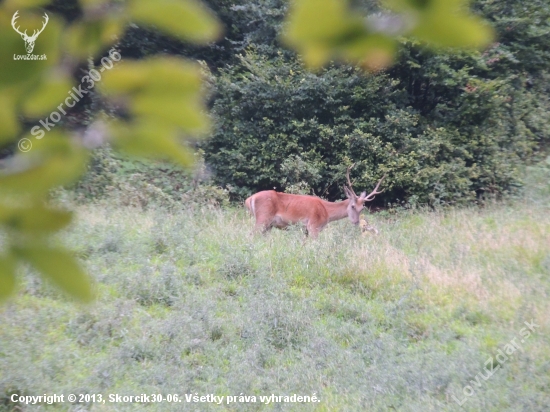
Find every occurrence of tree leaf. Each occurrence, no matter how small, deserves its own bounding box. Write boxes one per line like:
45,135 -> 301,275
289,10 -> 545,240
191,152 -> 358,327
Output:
0,133 -> 89,196
285,0 -> 357,43
15,244 -> 93,302
0,254 -> 16,302
385,0 -> 494,49
412,13 -> 494,49
283,0 -> 396,69
140,58 -> 203,96
22,74 -> 74,118
129,0 -> 221,44
342,34 -> 397,70
131,94 -> 209,133
110,120 -> 194,167
63,17 -> 125,59
0,203 -> 73,233
0,93 -> 20,144
284,0 -> 493,70
101,57 -> 203,96
98,61 -> 149,95
101,58 -> 209,133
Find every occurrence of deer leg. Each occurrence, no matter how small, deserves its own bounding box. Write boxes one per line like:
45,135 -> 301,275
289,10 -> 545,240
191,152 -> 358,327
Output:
306,222 -> 322,239
253,222 -> 271,234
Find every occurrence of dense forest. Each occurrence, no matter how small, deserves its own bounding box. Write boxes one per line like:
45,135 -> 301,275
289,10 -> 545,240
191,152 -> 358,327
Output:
5,0 -> 549,206
112,0 -> 550,206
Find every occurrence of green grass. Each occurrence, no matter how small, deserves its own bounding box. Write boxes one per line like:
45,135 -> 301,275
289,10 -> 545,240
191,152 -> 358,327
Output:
1,165 -> 549,411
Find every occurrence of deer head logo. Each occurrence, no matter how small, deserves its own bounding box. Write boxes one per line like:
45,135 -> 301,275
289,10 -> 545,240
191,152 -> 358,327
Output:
11,10 -> 49,54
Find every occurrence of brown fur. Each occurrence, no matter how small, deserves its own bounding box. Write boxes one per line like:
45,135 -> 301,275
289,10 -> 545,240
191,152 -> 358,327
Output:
245,170 -> 385,239
245,191 -> 363,239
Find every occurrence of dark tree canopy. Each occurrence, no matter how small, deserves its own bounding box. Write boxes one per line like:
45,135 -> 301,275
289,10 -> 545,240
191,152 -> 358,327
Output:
31,0 -> 550,206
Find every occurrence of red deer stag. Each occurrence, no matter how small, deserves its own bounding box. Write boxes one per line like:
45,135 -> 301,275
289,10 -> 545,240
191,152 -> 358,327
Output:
245,165 -> 386,238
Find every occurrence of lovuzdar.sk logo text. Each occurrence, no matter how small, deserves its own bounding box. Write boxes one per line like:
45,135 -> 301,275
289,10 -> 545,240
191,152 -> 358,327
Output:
12,10 -> 48,60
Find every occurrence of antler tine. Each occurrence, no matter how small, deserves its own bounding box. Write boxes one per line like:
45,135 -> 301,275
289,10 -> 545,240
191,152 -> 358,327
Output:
11,10 -> 19,25
345,163 -> 357,197
11,11 -> 26,36
41,13 -> 49,29
31,13 -> 49,39
363,173 -> 387,202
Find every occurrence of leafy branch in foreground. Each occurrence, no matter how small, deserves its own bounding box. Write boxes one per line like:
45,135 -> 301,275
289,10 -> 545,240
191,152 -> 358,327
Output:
1,0 -> 494,302
0,0 -> 221,302
284,0 -> 494,70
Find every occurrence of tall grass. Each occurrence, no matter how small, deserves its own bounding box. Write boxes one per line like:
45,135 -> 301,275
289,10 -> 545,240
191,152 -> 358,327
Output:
0,165 -> 549,411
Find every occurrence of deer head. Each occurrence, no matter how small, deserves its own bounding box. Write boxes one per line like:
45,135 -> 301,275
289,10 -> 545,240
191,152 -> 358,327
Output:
12,11 -> 49,54
344,164 -> 386,225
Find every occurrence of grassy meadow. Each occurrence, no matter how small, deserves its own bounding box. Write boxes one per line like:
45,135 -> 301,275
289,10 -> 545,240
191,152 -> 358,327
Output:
1,164 -> 549,411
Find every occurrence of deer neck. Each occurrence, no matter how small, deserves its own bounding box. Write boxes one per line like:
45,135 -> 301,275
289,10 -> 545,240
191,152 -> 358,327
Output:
322,199 -> 350,223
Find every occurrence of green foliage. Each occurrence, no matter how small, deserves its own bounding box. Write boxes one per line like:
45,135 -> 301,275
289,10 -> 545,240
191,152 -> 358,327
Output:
0,134 -> 89,196
0,255 -> 16,302
280,154 -> 322,194
0,0 -> 222,301
71,147 -> 230,209
1,0 -> 548,303
284,0 -> 494,69
204,45 -> 543,204
1,165 -> 549,409
386,0 -> 494,48
198,0 -> 547,205
14,244 -> 93,302
128,0 -> 221,44
476,0 -> 550,74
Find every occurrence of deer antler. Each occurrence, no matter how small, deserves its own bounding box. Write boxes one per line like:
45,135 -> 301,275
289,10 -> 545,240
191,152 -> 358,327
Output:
11,11 -> 27,37
363,173 -> 387,202
11,11 -> 48,40
345,163 -> 357,197
30,13 -> 49,40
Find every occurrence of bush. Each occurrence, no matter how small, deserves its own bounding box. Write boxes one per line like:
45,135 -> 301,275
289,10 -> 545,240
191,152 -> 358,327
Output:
203,47 -> 546,206
71,147 -> 230,209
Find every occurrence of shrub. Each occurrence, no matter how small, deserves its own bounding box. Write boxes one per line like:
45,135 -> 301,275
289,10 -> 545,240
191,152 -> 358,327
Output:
204,47 -> 547,206
71,147 -> 230,209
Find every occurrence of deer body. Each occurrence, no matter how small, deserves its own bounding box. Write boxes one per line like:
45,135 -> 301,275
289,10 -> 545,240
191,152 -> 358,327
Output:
246,191 -> 351,238
245,166 -> 386,239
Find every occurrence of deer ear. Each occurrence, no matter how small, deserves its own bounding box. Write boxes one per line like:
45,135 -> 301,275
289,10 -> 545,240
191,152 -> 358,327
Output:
359,191 -> 367,201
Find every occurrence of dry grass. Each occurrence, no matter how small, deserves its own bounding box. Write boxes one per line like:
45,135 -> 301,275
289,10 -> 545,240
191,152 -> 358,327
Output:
0,165 -> 549,411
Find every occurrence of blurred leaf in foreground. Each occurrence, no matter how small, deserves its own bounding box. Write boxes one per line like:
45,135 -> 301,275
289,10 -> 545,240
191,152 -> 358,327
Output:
0,0 -> 224,303
385,0 -> 494,49
0,255 -> 16,302
0,133 -> 89,197
64,15 -> 125,59
129,0 -> 222,44
0,8 -> 63,89
109,120 -> 194,167
0,203 -> 73,234
283,0 -> 383,69
14,244 -> 93,302
0,94 -> 20,143
22,74 -> 74,118
100,57 -> 209,166
284,0 -> 494,70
